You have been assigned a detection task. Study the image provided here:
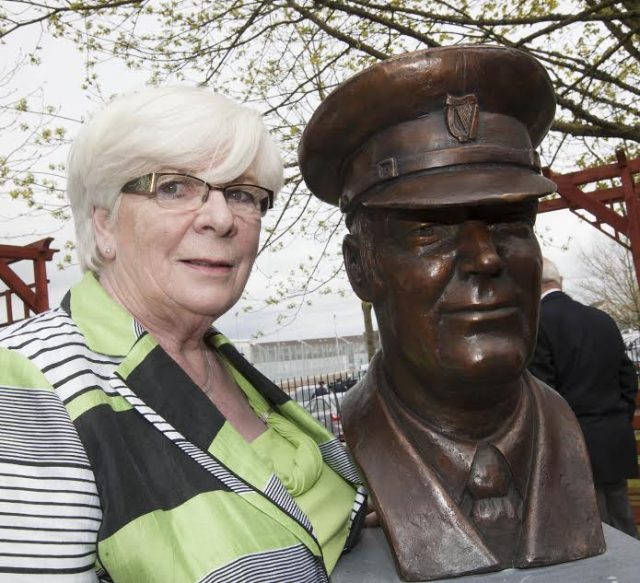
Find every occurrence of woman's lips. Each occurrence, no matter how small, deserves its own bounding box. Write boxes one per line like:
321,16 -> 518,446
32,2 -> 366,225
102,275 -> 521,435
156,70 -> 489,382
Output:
181,259 -> 234,272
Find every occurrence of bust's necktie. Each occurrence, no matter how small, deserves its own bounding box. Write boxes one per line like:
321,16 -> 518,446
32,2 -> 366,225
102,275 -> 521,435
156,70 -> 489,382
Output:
460,441 -> 523,560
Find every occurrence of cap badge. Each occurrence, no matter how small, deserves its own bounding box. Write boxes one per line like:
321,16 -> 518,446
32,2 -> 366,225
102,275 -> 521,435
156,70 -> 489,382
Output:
445,93 -> 479,142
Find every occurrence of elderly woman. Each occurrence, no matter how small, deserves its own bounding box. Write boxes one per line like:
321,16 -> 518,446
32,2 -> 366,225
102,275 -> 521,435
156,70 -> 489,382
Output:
0,87 -> 365,582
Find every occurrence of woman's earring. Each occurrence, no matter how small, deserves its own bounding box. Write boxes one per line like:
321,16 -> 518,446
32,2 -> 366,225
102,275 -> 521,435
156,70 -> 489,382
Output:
105,247 -> 112,256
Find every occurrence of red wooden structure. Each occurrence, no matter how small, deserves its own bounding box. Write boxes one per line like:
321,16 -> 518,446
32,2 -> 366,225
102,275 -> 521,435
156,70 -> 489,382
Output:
0,238 -> 57,326
540,150 -> 640,289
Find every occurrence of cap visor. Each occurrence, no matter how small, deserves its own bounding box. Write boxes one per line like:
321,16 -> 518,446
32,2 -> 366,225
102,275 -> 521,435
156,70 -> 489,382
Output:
359,167 -> 556,209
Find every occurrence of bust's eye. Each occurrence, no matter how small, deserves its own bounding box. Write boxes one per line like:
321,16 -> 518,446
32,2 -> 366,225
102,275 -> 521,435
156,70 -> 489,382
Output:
406,224 -> 450,246
491,220 -> 534,238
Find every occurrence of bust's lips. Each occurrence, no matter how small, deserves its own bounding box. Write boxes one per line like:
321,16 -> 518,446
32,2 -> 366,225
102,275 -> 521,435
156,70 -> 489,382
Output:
440,302 -> 520,319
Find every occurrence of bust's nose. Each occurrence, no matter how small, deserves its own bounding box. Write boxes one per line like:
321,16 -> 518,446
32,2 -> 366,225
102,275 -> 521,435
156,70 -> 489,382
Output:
458,221 -> 503,276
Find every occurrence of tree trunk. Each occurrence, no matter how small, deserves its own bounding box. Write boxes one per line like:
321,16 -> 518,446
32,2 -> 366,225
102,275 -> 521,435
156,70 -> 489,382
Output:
361,300 -> 376,361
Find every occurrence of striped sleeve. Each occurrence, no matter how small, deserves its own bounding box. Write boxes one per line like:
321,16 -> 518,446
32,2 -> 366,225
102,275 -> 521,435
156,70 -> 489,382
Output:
0,334 -> 101,581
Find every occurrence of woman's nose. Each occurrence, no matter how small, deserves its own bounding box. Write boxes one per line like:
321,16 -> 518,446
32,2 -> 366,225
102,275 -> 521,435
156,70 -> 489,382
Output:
458,221 -> 503,276
193,189 -> 236,235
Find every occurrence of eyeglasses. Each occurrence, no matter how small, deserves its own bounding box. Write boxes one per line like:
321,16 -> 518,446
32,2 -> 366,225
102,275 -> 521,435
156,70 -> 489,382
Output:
121,173 -> 274,216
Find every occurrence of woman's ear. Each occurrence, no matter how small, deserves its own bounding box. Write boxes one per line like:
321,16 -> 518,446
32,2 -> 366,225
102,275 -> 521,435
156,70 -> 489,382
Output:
343,234 -> 380,302
92,206 -> 115,259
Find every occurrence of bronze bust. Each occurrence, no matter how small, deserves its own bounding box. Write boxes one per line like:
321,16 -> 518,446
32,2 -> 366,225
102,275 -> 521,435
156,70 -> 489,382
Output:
299,46 -> 605,581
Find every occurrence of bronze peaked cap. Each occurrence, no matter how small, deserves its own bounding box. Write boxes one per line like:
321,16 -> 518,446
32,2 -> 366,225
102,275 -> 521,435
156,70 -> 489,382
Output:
298,45 -> 557,211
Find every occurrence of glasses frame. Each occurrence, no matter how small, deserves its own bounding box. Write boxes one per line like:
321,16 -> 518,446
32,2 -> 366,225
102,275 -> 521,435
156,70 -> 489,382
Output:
121,172 -> 274,216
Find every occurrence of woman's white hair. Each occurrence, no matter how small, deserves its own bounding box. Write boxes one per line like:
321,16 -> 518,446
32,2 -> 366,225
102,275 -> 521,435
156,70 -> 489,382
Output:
67,86 -> 284,272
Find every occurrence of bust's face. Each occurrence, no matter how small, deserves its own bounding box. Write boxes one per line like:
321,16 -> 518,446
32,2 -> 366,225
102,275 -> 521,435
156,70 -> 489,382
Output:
351,199 -> 541,397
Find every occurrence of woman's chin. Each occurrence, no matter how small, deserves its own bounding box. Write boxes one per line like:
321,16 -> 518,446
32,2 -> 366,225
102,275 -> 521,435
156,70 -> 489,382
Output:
176,294 -> 240,322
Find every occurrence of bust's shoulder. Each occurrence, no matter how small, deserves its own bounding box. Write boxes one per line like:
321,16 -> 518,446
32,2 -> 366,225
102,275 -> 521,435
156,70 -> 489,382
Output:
342,368 -> 376,419
525,371 -> 583,426
342,353 -> 387,440
526,370 -> 563,399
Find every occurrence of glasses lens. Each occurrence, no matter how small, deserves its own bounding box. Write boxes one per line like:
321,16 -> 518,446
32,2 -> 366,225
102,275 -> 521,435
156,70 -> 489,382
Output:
224,185 -> 271,216
155,174 -> 206,209
122,174 -> 153,193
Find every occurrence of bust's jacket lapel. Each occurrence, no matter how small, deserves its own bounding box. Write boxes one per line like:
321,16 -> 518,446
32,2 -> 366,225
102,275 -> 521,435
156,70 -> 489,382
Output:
342,353 -> 498,580
518,372 -> 605,565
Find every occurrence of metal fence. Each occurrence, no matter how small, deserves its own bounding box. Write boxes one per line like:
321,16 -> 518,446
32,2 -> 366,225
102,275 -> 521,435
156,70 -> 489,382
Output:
277,370 -> 365,441
625,338 -> 640,375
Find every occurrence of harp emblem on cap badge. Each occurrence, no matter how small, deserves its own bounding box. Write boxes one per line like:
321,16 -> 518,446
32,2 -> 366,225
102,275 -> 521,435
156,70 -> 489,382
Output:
445,93 -> 479,142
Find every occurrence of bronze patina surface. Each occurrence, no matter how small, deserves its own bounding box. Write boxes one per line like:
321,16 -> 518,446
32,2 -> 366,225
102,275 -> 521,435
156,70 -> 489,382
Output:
299,45 -> 605,581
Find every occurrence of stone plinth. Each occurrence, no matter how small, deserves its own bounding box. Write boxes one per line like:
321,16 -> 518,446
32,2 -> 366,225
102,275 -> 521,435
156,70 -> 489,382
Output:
331,525 -> 639,582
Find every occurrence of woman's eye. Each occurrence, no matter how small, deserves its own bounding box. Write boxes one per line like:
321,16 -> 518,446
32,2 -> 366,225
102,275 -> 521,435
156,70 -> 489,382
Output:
157,181 -> 186,199
226,188 -> 256,206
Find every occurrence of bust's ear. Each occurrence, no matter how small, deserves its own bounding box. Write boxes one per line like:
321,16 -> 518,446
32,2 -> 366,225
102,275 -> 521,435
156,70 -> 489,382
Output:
343,234 -> 380,302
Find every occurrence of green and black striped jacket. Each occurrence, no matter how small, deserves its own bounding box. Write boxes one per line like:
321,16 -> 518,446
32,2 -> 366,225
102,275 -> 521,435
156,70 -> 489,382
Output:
0,273 -> 366,582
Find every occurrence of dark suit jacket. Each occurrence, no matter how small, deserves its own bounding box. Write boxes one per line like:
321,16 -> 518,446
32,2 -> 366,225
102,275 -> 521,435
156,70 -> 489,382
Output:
342,353 -> 605,581
529,290 -> 638,482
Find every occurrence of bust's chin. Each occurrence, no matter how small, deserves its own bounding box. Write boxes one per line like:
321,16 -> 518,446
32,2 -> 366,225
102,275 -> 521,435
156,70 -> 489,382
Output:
446,348 -> 528,381
440,327 -> 531,369
434,340 -> 531,403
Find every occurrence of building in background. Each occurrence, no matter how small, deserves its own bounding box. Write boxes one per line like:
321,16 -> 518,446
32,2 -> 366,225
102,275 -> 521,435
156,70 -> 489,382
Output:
232,333 -> 380,381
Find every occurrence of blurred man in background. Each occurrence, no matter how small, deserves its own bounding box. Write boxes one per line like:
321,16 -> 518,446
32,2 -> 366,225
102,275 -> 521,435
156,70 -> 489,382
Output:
529,257 -> 638,537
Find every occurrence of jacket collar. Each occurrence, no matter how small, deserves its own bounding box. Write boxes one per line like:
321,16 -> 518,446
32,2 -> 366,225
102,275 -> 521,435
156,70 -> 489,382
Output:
62,271 -> 142,357
540,288 -> 564,302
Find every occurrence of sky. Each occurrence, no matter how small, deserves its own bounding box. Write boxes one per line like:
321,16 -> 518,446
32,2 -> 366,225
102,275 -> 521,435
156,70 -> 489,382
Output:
0,21 -> 618,343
